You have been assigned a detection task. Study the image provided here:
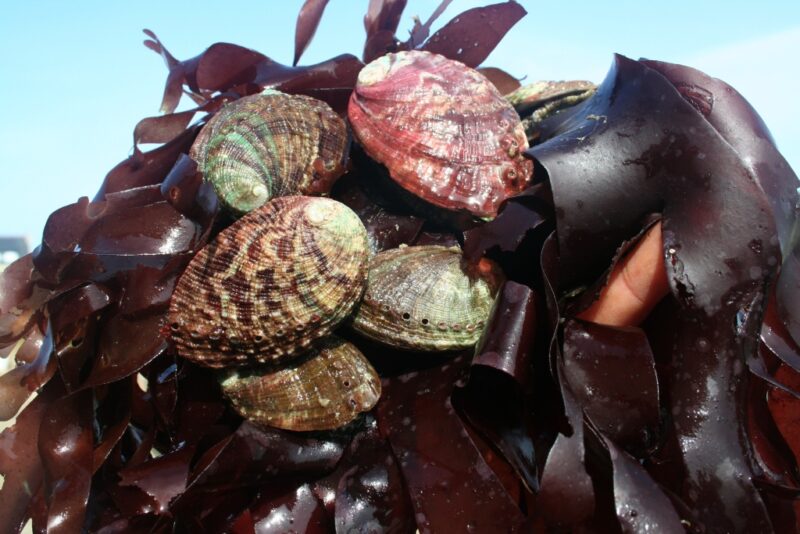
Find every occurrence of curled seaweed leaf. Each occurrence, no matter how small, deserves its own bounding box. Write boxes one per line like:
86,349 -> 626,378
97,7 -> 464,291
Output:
562,319 -> 661,453
363,0 -> 408,62
477,66 -> 522,95
143,31 -> 363,115
454,281 -> 539,491
536,384 -> 594,528
598,432 -> 686,533
0,254 -> 49,345
530,54 -> 789,531
406,0 -> 453,49
38,386 -> 93,534
376,355 -> 526,532
0,378 -> 62,532
0,328 -> 50,421
133,110 -> 196,148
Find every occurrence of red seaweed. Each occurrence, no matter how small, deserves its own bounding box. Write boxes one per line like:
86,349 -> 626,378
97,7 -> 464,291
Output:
293,0 -> 330,66
420,2 -> 526,68
562,319 -> 660,453
38,385 -> 93,533
376,356 -> 526,533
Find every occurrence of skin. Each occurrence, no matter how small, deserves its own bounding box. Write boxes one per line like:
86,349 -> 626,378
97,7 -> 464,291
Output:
577,221 -> 669,327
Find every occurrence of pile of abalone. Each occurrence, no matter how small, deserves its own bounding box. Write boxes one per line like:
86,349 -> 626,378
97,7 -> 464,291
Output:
2,1 -> 800,533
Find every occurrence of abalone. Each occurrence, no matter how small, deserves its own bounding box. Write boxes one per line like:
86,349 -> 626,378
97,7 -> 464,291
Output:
352,245 -> 502,351
168,196 -> 369,367
348,50 -> 533,219
220,336 -> 381,431
191,90 -> 349,215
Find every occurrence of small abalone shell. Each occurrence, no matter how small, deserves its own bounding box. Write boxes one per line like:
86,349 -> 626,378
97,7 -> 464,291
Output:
190,90 -> 349,215
220,336 -> 381,431
352,245 -> 502,351
168,196 -> 369,367
506,80 -> 597,143
506,80 -> 596,117
348,50 -> 533,219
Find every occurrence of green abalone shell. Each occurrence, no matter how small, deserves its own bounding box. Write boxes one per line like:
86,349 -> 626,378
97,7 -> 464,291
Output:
190,90 -> 349,216
220,336 -> 381,431
352,245 -> 502,351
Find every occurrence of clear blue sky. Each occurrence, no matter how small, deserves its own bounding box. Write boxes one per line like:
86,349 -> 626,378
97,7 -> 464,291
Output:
1,0 -> 799,244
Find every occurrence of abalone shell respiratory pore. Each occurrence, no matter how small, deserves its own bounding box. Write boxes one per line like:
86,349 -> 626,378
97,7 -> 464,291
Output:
348,50 -> 533,218
167,196 -> 369,367
190,90 -> 349,216
220,336 -> 381,431
352,245 -> 503,351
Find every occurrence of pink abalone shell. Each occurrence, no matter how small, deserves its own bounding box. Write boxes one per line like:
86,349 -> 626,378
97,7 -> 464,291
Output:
348,50 -> 533,218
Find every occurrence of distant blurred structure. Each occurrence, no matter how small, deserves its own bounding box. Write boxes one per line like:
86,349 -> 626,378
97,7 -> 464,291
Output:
0,236 -> 29,271
0,236 -> 30,410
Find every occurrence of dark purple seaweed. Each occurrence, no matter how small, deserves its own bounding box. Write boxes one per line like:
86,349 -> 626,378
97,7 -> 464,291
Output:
376,356 -> 526,533
293,0 -> 331,66
420,2 -> 526,68
327,417 -> 415,533
455,281 -> 539,491
531,54 -> 790,531
562,319 -> 660,453
38,385 -> 94,533
599,432 -> 685,533
363,0 -> 408,62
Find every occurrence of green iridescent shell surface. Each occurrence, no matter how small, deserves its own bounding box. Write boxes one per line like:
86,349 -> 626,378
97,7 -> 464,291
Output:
220,336 -> 381,431
352,245 -> 502,351
168,196 -> 369,367
190,90 -> 349,216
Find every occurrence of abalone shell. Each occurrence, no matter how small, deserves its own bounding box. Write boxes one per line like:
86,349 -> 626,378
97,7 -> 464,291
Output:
348,50 -> 533,218
352,245 -> 502,351
168,196 -> 369,367
220,336 -> 381,431
191,90 -> 349,215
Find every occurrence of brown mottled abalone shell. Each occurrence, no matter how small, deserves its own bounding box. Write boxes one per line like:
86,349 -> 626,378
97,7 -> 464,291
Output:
220,336 -> 381,431
190,90 -> 349,216
348,50 -> 533,219
168,196 -> 369,367
352,245 -> 502,351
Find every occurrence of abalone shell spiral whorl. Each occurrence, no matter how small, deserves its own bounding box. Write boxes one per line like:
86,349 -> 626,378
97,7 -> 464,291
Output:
168,196 -> 369,367
220,336 -> 381,431
348,50 -> 533,218
190,90 -> 349,215
352,245 -> 502,351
